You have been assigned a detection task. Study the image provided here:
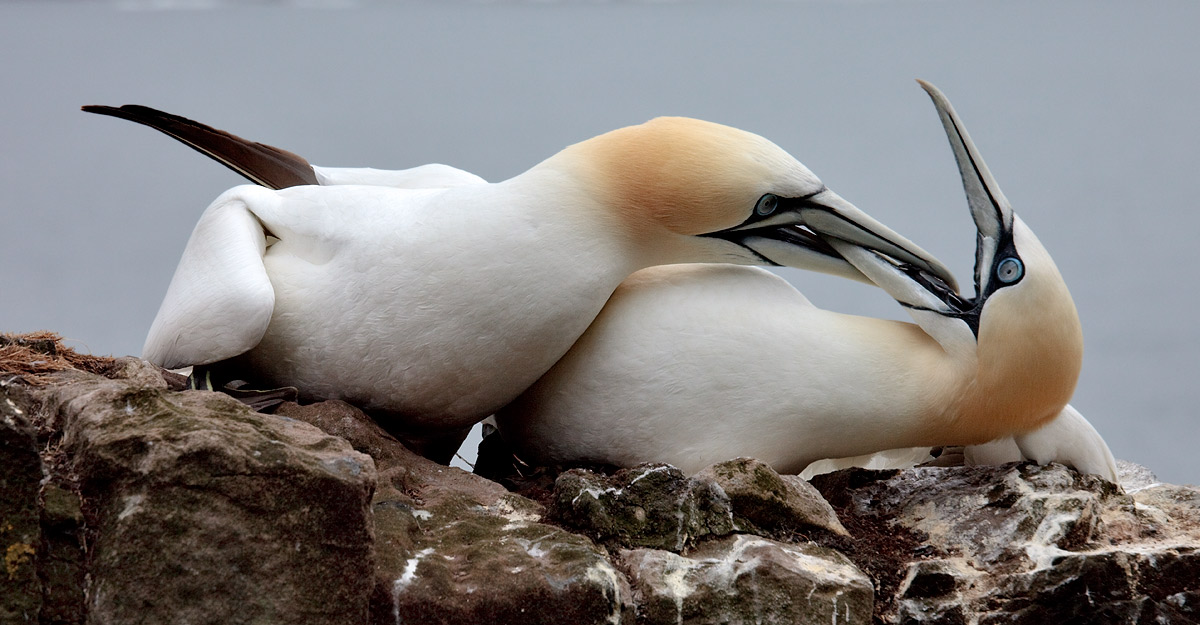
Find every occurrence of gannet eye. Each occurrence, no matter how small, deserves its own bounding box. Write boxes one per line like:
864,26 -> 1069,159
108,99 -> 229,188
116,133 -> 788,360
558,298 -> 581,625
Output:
755,194 -> 778,216
996,257 -> 1024,284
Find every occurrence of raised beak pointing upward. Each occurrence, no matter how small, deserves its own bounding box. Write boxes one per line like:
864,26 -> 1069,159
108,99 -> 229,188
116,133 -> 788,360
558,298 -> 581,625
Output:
916,79 -> 1015,301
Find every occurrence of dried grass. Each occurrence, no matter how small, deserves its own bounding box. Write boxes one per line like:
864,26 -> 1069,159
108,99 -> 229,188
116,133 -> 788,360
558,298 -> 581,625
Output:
0,331 -> 121,385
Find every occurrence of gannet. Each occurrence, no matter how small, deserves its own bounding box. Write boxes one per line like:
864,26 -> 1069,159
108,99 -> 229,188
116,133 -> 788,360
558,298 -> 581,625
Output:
495,81 -> 1118,481
86,104 -> 955,460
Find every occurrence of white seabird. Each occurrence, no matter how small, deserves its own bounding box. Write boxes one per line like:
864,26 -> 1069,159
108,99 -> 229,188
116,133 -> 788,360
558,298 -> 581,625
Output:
86,105 -> 955,461
494,82 -> 1118,481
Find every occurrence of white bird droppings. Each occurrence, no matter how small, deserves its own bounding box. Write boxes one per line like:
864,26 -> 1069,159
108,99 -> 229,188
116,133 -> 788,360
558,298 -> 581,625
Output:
393,547 -> 435,593
117,493 -> 144,521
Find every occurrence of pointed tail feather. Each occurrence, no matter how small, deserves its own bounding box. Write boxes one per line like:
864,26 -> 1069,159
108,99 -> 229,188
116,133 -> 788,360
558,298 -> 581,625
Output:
82,104 -> 319,190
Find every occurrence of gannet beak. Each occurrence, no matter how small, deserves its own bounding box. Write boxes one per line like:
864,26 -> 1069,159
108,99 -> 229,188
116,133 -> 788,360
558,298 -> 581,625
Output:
917,79 -> 1015,300
710,188 -> 959,290
796,188 -> 958,290
826,81 -> 1028,326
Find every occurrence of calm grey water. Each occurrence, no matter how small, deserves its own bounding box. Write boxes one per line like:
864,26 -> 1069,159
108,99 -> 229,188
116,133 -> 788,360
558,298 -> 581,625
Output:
2,1 -> 1196,483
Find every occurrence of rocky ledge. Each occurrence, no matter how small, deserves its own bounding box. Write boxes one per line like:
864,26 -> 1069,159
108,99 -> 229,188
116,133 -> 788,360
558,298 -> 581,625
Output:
1,334 -> 1197,624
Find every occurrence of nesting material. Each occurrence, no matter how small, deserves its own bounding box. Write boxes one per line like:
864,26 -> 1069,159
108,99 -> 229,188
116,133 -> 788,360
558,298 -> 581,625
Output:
0,331 -> 119,385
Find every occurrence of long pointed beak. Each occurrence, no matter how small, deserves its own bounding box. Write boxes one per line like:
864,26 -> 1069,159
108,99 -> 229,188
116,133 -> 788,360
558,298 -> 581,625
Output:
822,81 -> 1025,334
794,188 -> 958,291
721,188 -> 958,290
917,80 -> 1015,297
825,238 -> 963,313
732,227 -> 877,285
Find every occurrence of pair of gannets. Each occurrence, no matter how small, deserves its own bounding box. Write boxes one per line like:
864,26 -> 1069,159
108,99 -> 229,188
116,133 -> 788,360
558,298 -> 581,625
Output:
494,82 -> 1118,481
87,101 -> 953,460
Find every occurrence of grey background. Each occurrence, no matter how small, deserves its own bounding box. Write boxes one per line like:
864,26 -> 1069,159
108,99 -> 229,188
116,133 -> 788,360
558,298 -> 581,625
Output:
2,1 -> 1196,483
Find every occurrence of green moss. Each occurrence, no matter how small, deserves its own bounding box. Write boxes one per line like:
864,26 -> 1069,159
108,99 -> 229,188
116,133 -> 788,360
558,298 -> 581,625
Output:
41,483 -> 83,526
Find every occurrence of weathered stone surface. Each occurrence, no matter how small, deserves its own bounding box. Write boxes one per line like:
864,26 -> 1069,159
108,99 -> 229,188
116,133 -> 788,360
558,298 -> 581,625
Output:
0,384 -> 42,623
552,464 -> 736,552
388,512 -> 631,625
38,482 -> 86,625
4,344 -> 89,625
813,462 -> 1200,624
620,534 -> 873,625
277,400 -> 633,625
41,374 -> 378,625
5,334 -> 1199,625
1116,458 -> 1160,492
697,457 -> 848,537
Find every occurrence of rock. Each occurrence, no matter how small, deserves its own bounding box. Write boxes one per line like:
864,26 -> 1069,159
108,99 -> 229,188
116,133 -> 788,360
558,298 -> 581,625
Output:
549,459 -> 847,553
40,373 -> 378,625
0,383 -> 42,623
811,462 -> 1200,623
1116,459 -> 1160,492
696,457 -> 848,537
551,464 -> 736,552
38,482 -> 86,625
4,333 -> 1199,625
5,354 -> 88,625
277,400 -> 634,625
387,514 -> 632,625
619,534 -> 873,625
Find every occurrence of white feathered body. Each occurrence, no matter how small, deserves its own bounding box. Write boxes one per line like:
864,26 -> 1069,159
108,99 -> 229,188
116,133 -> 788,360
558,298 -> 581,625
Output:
497,264 -> 955,474
146,170 -> 642,430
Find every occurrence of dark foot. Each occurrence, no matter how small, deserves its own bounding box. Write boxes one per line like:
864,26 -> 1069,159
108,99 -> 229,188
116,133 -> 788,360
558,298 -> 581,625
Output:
186,365 -> 297,413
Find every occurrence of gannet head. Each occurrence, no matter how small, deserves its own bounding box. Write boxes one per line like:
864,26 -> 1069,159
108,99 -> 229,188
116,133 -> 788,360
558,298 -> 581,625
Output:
558,116 -> 958,288
827,81 -> 1083,443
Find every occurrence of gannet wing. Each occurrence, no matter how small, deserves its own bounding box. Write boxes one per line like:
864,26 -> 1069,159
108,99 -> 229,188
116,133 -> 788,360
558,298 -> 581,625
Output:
83,104 -> 488,191
312,163 -> 487,188
964,405 -> 1118,482
83,104 -> 319,189
1010,404 -> 1119,482
143,189 -> 276,369
800,403 -> 1119,482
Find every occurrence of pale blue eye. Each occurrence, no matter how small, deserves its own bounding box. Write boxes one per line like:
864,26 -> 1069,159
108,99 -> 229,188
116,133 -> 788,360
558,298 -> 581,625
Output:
755,194 -> 778,216
996,257 -> 1023,284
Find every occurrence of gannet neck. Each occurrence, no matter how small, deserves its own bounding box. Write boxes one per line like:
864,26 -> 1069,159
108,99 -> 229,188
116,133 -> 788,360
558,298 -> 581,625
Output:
883,221 -> 1082,448
496,165 -> 655,268
800,313 -> 968,455
943,219 -> 1083,443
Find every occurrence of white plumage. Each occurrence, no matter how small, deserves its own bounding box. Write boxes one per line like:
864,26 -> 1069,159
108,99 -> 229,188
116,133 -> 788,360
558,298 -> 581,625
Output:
106,112 -> 952,453
495,82 -> 1117,481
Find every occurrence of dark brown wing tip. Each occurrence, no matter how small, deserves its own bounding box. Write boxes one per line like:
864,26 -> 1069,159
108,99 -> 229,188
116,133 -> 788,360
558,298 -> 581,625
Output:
81,104 -> 319,189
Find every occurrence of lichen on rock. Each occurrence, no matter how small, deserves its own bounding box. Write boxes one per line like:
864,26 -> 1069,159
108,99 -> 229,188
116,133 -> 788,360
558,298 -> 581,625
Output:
551,464 -> 736,552
697,457 -> 848,537
0,386 -> 43,623
1,331 -> 1198,625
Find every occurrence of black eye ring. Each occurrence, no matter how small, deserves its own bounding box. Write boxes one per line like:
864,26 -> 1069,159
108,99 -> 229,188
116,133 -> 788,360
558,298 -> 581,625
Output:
755,194 -> 778,216
996,257 -> 1024,284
